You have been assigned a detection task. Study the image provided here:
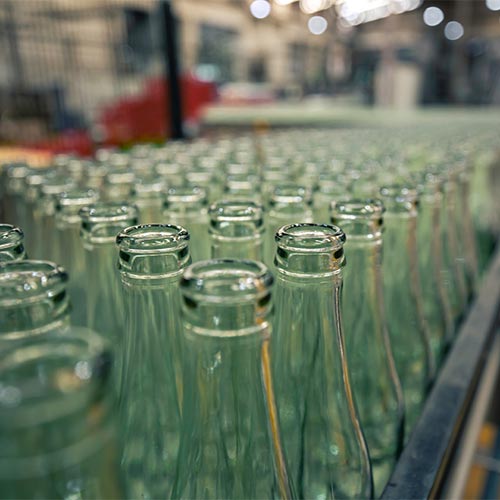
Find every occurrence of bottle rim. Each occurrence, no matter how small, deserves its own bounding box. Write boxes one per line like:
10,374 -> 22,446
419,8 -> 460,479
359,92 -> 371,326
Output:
116,223 -> 190,254
0,225 -> 24,250
79,202 -> 139,226
0,260 -> 68,306
181,259 -> 273,305
331,198 -> 385,219
275,223 -> 346,252
209,200 -> 264,224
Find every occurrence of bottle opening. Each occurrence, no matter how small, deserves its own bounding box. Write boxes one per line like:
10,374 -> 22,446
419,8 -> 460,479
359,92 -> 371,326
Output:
0,260 -> 68,306
181,259 -> 273,305
275,223 -> 346,252
379,184 -> 418,213
0,225 -> 24,250
331,199 -> 384,240
79,202 -> 139,242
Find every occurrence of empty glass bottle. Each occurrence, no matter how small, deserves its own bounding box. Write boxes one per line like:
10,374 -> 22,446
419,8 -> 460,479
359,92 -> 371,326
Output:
272,223 -> 373,499
54,189 -> 100,326
163,186 -> 210,262
172,259 -> 295,500
209,200 -> 265,260
79,202 -> 138,346
416,172 -> 454,363
331,200 -> 404,497
379,185 -> 435,438
264,185 -> 313,268
3,162 -> 30,228
0,327 -> 125,498
116,224 -> 191,498
132,176 -> 166,224
0,224 -> 26,262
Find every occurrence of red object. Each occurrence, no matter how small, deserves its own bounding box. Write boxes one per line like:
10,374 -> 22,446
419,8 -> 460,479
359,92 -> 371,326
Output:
99,74 -> 217,146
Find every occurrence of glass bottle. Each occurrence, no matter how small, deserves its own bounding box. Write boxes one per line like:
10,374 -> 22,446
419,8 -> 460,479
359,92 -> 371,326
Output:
440,170 -> 468,322
331,200 -> 404,497
132,176 -> 166,224
0,224 -> 27,262
172,259 -> 295,500
116,224 -> 191,498
102,170 -> 135,202
54,188 -> 100,326
0,327 -> 125,498
0,260 -> 70,343
79,202 -> 138,346
163,186 -> 210,262
312,173 -> 350,224
264,185 -> 313,268
209,200 -> 265,260
379,185 -> 435,438
271,223 -> 373,500
35,176 -> 76,261
2,162 -> 30,227
416,172 -> 454,363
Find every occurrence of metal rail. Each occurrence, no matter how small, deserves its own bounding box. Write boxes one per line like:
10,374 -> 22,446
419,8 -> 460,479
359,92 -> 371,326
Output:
381,246 -> 500,499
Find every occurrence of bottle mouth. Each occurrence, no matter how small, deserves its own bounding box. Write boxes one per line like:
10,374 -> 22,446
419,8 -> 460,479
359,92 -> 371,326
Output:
117,224 -> 190,253
79,202 -> 139,242
0,328 -> 112,425
269,185 -> 312,206
181,259 -> 273,305
164,185 -> 208,205
209,200 -> 264,224
332,199 -> 384,219
0,260 -> 68,306
0,225 -> 24,251
40,177 -> 76,197
275,223 -> 346,252
132,177 -> 166,198
55,189 -> 100,218
379,184 -> 418,213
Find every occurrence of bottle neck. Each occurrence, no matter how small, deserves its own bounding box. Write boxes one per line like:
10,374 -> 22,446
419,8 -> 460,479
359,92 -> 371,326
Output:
274,223 -> 346,279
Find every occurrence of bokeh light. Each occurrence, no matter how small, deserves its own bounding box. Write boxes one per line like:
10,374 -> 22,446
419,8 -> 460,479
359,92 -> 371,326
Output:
308,15 -> 328,35
444,21 -> 464,40
423,6 -> 444,26
250,0 -> 272,19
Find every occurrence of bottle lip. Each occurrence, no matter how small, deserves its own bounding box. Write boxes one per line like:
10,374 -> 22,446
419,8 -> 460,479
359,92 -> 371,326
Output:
209,200 -> 264,223
181,259 -> 273,304
331,198 -> 385,219
79,202 -> 139,224
0,260 -> 68,306
116,224 -> 190,254
56,188 -> 100,212
165,185 -> 207,203
379,184 -> 418,212
270,184 -> 313,205
0,328 -> 112,423
275,223 -> 346,252
0,225 -> 24,250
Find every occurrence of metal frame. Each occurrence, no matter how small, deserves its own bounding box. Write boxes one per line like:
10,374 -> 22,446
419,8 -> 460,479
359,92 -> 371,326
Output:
381,246 -> 500,499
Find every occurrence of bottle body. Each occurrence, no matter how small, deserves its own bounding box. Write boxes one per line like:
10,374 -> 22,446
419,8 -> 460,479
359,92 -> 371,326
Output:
116,224 -> 190,498
271,224 -> 373,499
332,201 -> 404,497
172,260 -> 294,500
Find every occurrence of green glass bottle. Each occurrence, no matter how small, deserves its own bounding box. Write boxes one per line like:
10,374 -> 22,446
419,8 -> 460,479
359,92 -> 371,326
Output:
79,202 -> 138,345
272,223 -> 373,500
264,185 -> 313,268
172,259 -> 295,500
132,176 -> 166,224
0,327 -> 125,498
116,224 -> 191,498
0,260 -> 70,343
35,176 -> 77,261
54,188 -> 100,326
102,170 -> 135,202
331,200 -> 404,497
379,185 -> 435,438
0,224 -> 26,262
416,172 -> 454,363
440,170 -> 468,321
163,186 -> 210,262
209,200 -> 265,260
